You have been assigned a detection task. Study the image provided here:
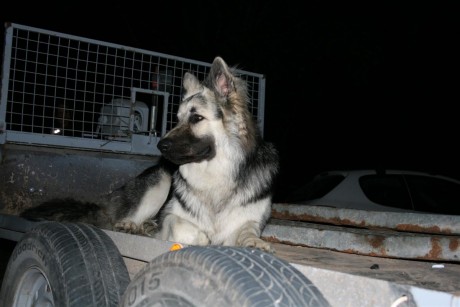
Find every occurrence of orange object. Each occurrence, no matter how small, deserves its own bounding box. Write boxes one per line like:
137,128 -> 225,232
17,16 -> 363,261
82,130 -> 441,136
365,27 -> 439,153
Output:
169,243 -> 183,251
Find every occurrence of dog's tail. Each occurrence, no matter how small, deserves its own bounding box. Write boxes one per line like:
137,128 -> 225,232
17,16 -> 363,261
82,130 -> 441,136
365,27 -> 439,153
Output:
20,158 -> 177,230
20,198 -> 112,229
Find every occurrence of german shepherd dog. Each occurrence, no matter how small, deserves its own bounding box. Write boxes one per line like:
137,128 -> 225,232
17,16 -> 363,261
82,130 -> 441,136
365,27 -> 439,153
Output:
20,57 -> 279,252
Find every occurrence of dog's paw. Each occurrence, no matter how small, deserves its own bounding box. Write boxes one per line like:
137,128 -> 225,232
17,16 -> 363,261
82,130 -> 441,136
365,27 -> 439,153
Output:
114,220 -> 139,233
114,220 -> 146,235
239,237 -> 276,254
141,219 -> 158,236
114,219 -> 158,236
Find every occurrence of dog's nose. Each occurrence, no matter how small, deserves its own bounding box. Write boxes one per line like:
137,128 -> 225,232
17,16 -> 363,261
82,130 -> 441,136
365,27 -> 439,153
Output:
157,138 -> 171,153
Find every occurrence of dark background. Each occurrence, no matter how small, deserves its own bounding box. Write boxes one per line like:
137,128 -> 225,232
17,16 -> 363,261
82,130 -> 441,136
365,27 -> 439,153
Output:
1,2 -> 459,199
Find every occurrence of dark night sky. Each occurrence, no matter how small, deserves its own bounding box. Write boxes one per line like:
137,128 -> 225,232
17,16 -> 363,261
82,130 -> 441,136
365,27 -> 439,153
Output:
1,2 -> 459,198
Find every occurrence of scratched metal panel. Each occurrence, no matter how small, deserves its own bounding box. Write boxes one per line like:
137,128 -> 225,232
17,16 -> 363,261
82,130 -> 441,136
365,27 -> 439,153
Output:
0,143 -> 159,215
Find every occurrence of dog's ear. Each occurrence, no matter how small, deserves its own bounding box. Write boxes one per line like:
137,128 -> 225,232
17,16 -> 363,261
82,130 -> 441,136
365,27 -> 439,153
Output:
183,72 -> 201,93
209,57 -> 235,98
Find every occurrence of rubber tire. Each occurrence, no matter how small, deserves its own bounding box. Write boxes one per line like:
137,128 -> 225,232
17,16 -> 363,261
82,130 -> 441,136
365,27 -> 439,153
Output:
120,245 -> 330,307
0,221 -> 130,306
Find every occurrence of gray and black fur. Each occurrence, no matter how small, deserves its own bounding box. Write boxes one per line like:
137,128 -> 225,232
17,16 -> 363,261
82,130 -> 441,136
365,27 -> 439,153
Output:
20,160 -> 175,233
20,57 -> 279,252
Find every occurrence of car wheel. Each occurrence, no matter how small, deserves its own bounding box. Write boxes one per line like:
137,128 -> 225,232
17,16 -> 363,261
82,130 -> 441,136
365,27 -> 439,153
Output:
120,245 -> 330,307
0,221 -> 130,306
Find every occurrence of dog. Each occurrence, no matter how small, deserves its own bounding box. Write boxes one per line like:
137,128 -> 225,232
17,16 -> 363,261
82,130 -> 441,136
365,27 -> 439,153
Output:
20,56 -> 279,252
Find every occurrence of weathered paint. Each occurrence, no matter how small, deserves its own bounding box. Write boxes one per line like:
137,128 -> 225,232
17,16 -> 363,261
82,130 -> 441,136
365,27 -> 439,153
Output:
262,219 -> 460,262
0,144 -> 158,214
272,203 -> 459,235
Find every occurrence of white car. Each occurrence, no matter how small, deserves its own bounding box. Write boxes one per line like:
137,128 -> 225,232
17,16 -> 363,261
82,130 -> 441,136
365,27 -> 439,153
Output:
284,169 -> 460,215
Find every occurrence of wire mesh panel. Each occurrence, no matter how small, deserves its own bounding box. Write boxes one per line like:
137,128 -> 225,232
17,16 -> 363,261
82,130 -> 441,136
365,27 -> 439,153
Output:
0,23 -> 266,155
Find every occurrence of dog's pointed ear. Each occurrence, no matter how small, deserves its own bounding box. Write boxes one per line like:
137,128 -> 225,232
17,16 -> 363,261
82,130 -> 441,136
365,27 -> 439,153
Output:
183,72 -> 201,92
209,57 -> 235,97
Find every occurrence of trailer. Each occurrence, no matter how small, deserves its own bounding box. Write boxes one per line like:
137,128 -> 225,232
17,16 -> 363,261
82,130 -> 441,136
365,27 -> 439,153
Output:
1,23 -> 459,307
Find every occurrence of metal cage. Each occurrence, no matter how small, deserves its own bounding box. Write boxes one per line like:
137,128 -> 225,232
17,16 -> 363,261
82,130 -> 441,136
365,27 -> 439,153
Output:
0,23 -> 266,156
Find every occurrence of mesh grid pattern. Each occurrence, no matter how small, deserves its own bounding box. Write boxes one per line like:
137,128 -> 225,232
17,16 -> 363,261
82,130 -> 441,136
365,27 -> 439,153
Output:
1,23 -> 265,155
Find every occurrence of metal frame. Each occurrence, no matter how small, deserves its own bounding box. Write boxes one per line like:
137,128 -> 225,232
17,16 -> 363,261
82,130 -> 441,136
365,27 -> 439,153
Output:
0,23 -> 266,155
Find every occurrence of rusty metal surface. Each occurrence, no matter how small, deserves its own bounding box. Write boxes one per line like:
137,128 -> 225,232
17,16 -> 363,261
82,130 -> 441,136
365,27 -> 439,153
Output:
272,203 -> 460,235
263,219 -> 460,262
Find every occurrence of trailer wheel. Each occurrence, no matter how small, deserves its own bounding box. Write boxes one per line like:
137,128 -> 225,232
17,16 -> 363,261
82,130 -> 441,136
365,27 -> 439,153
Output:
121,245 -> 330,307
0,221 -> 130,307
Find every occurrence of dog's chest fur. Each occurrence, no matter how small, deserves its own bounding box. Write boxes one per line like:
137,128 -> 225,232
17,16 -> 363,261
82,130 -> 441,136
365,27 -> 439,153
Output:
165,155 -> 266,243
178,154 -> 237,208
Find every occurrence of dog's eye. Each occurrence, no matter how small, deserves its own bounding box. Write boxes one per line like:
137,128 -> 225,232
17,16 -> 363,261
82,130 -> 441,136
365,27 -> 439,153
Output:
190,114 -> 204,124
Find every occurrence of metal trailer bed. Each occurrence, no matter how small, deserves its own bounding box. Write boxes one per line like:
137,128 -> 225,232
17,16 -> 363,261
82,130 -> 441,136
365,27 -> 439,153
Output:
1,23 -> 460,307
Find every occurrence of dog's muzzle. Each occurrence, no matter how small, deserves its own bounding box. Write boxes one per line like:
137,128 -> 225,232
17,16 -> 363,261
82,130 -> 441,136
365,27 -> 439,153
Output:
157,136 -> 216,165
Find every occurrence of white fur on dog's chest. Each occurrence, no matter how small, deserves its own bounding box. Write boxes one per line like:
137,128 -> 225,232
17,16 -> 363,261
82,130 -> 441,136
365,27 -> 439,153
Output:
179,157 -> 235,191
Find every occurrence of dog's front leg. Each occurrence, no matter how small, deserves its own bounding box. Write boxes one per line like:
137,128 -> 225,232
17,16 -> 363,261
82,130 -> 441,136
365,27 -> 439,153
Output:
158,214 -> 210,246
235,221 -> 274,253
